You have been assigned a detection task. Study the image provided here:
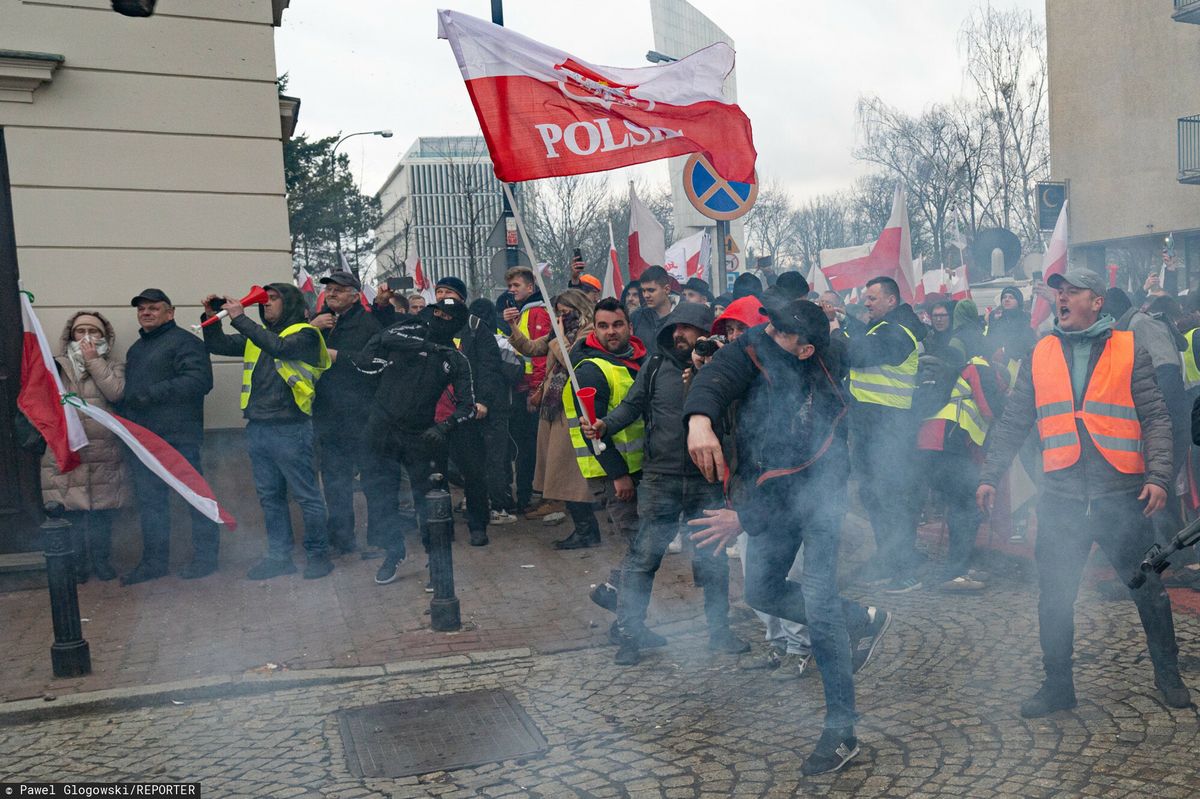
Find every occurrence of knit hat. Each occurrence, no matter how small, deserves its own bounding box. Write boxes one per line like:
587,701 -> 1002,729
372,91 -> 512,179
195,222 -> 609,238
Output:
435,275 -> 468,301
952,298 -> 979,329
579,274 -> 602,292
999,286 -> 1024,308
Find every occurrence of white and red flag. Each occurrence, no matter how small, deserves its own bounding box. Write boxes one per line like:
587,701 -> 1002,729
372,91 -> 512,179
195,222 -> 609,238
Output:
819,185 -> 916,302
603,222 -> 625,300
946,266 -> 972,301
18,289 -> 87,472
628,183 -> 666,280
411,257 -> 436,304
18,290 -> 236,528
1031,199 -> 1068,330
437,9 -> 756,184
664,230 -> 711,284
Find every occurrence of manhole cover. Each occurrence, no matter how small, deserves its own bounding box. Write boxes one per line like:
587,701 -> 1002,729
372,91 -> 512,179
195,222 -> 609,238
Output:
337,688 -> 547,778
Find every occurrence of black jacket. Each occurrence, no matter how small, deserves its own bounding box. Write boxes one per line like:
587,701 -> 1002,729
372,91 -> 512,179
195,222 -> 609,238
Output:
122,320 -> 213,444
313,302 -> 381,418
846,303 -> 927,428
604,302 -> 708,477
630,298 -> 679,358
349,314 -> 475,435
457,315 -> 506,412
202,283 -> 322,424
567,332 -> 648,478
685,325 -> 852,506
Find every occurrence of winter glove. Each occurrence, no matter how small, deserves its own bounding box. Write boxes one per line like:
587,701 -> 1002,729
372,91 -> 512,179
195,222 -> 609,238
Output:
419,424 -> 448,451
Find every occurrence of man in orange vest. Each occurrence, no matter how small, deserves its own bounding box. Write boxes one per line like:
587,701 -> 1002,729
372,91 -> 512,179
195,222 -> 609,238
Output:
977,268 -> 1188,716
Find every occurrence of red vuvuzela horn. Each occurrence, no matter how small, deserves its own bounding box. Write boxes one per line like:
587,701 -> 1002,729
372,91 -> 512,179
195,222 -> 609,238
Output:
574,387 -> 607,452
196,285 -> 270,330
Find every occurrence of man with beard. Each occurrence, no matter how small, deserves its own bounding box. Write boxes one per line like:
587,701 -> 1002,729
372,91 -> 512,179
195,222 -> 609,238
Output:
202,284 -> 334,580
559,297 -> 647,550
348,298 -> 476,586
685,298 -> 891,776
586,301 -> 749,665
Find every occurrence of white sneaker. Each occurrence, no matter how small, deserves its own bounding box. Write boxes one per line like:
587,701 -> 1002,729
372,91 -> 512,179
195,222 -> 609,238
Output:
489,510 -> 518,525
667,532 -> 683,554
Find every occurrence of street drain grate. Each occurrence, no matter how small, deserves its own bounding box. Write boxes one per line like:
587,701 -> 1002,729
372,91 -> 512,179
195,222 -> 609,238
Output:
337,688 -> 547,778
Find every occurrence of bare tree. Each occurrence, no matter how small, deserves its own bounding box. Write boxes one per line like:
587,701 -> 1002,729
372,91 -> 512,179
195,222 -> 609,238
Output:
743,181 -> 797,267
844,173 -> 895,244
792,195 -> 849,274
372,208 -> 416,284
524,174 -> 613,290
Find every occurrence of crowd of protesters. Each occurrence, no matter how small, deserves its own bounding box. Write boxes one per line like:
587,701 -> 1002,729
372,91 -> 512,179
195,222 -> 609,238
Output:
33,254 -> 1200,775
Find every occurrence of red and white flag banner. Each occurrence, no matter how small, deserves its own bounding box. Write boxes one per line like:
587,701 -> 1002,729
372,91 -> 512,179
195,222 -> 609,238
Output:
603,222 -> 625,300
18,289 -> 87,473
437,9 -> 756,183
411,257 -> 436,304
1031,200 -> 1068,329
819,186 -> 916,302
664,230 -> 710,284
628,183 -> 666,280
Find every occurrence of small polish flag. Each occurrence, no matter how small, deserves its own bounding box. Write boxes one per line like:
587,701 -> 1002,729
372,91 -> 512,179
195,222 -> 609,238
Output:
1031,200 -> 1068,329
603,222 -> 625,299
628,183 -> 666,281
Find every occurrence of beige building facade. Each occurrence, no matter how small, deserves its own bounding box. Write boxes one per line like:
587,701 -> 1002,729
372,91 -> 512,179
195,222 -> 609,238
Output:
1046,0 -> 1200,281
0,0 -> 296,548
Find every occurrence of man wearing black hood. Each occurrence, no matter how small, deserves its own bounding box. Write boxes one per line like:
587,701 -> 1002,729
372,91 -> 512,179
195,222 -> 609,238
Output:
684,298 -> 891,776
347,297 -> 476,585
588,300 -> 748,664
845,276 -> 928,592
202,283 -> 334,580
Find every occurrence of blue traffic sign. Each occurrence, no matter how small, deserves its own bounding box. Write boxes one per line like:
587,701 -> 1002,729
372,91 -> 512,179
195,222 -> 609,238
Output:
683,154 -> 757,221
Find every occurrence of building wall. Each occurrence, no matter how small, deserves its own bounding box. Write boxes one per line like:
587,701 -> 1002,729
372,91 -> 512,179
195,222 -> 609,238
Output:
1047,0 -> 1200,246
2,0 -> 292,429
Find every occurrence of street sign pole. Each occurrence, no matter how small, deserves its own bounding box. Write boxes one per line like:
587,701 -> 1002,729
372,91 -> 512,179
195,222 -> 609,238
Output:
715,220 -> 728,293
492,0 -> 518,272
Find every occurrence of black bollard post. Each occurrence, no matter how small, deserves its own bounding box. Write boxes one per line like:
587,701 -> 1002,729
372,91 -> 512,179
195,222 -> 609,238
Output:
425,474 -> 461,632
42,503 -> 91,677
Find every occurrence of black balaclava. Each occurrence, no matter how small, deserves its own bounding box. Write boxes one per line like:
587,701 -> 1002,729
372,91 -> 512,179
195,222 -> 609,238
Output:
422,303 -> 469,346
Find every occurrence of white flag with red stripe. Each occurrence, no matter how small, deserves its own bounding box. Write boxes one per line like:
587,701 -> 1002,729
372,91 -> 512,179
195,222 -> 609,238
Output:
947,265 -> 971,301
438,10 -> 756,184
411,257 -> 436,304
603,222 -> 625,300
1031,200 -> 1068,329
664,230 -> 710,284
628,183 -> 666,280
18,289 -> 87,472
819,185 -> 916,302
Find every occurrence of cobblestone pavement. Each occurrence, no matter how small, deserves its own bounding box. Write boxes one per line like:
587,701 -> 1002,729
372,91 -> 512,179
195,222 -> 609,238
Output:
2,542 -> 1200,798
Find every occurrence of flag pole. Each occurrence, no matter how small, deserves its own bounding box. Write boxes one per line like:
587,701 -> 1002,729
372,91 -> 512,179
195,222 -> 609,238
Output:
502,182 -> 606,455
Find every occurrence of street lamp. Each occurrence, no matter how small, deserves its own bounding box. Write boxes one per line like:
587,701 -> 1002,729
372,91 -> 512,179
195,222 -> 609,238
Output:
330,129 -> 393,275
645,50 -> 678,64
112,0 -> 156,16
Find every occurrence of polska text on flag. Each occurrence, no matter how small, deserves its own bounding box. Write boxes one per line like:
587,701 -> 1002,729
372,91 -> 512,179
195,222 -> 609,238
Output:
437,9 -> 756,184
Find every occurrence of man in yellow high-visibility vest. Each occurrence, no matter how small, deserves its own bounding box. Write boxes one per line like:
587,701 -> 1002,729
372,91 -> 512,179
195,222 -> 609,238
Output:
845,276 -> 927,593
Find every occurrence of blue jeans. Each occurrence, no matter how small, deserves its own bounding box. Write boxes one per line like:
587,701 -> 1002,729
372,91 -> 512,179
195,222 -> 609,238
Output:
741,490 -> 868,730
616,472 -> 730,633
245,420 -> 329,561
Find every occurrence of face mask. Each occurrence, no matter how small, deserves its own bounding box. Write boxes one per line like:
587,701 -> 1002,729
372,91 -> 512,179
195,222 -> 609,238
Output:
66,337 -> 109,377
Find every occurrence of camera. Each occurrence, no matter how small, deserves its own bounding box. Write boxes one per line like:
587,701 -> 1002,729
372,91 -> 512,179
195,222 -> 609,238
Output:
694,335 -> 725,358
207,297 -> 226,313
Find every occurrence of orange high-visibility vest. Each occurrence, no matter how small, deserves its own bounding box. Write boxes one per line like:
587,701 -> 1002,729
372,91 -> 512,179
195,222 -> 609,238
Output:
1031,330 -> 1145,475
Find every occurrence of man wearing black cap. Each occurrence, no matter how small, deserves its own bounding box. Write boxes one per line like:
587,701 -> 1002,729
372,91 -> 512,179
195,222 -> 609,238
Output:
310,271 -> 383,556
682,277 -> 713,306
121,288 -> 215,584
685,298 -> 891,776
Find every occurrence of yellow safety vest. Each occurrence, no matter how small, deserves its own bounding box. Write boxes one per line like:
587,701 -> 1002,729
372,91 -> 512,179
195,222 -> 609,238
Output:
563,357 -> 645,479
848,320 -> 919,409
1185,329 -> 1200,390
240,322 -> 331,416
516,301 -> 546,375
927,356 -> 991,446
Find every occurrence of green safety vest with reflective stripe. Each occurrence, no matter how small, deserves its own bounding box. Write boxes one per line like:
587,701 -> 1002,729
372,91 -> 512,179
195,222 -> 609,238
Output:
240,322 -> 331,416
1185,329 -> 1200,390
927,357 -> 990,446
848,320 -> 919,409
516,301 -> 547,375
562,357 -> 645,479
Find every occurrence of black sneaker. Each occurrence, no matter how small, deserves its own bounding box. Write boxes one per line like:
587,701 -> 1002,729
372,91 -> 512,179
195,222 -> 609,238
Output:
1020,678 -> 1077,718
608,622 -> 667,648
1155,672 -> 1192,709
375,555 -> 404,585
120,562 -> 169,586
589,582 -> 618,612
469,529 -> 489,547
801,727 -> 859,776
614,636 -> 640,666
178,560 -> 217,580
851,608 -> 892,674
245,558 -> 296,581
708,628 -> 751,654
303,556 -> 334,580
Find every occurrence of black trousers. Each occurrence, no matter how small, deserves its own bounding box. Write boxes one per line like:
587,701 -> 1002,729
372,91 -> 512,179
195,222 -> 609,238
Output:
129,438 -> 218,569
442,421 -> 489,533
482,410 -> 516,513
1035,491 -> 1180,680
316,414 -> 388,552
366,425 -> 433,561
510,399 -> 539,508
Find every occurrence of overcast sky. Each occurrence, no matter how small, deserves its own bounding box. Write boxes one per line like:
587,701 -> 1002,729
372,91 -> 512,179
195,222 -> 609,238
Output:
276,0 -> 1045,200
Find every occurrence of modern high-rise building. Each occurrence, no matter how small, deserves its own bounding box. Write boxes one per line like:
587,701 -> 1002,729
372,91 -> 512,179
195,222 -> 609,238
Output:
373,136 -> 513,293
1047,0 -> 1200,284
650,0 -> 745,288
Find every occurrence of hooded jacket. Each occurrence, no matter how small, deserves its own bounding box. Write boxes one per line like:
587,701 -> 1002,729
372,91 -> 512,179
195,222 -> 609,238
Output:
202,282 -> 322,423
981,321 -> 1172,499
712,296 -> 768,337
568,329 -> 648,478
948,299 -> 988,364
603,302 -> 711,477
41,311 -> 130,511
313,300 -> 381,419
122,316 -> 213,445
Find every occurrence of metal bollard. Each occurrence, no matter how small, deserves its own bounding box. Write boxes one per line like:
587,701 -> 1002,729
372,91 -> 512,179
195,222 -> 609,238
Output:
42,503 -> 91,677
425,474 -> 461,632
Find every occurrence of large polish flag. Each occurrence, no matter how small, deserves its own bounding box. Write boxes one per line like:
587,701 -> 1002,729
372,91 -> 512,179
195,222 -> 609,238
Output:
1031,200 -> 1068,330
628,183 -> 665,280
664,230 -> 711,284
820,186 -> 916,302
437,9 -> 757,184
19,290 -> 236,528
